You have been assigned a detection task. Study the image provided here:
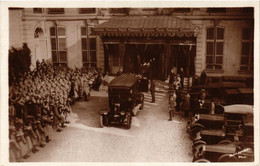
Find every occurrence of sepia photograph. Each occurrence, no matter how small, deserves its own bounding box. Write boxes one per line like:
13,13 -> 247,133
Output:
0,1 -> 259,165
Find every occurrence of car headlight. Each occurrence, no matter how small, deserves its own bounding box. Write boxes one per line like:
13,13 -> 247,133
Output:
194,114 -> 200,122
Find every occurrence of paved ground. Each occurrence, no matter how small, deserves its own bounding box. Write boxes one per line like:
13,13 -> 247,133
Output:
25,81 -> 193,162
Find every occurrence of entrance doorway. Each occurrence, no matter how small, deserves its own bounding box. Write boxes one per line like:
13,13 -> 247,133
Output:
123,44 -> 164,79
34,27 -> 47,66
170,45 -> 196,77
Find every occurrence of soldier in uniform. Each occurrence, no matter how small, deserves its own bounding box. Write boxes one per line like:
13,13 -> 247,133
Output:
168,91 -> 177,121
150,79 -> 155,103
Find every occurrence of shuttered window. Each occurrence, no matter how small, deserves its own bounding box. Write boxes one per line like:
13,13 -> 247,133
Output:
206,27 -> 224,70
50,26 -> 67,67
240,28 -> 253,71
81,26 -> 97,68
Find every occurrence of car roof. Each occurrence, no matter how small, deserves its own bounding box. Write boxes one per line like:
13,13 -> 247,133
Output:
108,74 -> 138,88
224,104 -> 253,115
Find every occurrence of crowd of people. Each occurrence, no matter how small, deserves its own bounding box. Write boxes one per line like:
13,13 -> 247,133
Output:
168,68 -> 190,121
9,60 -> 102,162
168,67 -> 215,120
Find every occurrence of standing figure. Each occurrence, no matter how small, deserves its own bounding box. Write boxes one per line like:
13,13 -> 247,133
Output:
200,70 -> 207,85
182,93 -> 191,118
168,91 -> 177,121
150,79 -> 155,103
179,67 -> 184,88
169,68 -> 176,87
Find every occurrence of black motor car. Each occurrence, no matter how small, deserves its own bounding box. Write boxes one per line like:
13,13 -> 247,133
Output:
100,74 -> 144,129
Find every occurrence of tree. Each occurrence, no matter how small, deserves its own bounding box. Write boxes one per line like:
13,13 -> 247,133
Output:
9,43 -> 31,84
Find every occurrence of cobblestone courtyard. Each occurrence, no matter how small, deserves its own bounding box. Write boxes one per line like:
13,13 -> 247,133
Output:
25,83 -> 193,162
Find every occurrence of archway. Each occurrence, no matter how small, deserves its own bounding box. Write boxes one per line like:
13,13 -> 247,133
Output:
33,27 -> 47,67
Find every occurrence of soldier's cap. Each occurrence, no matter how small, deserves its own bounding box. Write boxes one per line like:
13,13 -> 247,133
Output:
200,89 -> 206,92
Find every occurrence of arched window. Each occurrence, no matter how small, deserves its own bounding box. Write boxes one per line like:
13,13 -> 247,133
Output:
34,27 -> 44,38
81,26 -> 97,68
206,26 -> 224,70
50,26 -> 67,67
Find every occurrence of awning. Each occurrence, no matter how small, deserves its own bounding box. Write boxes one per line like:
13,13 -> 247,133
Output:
92,16 -> 199,37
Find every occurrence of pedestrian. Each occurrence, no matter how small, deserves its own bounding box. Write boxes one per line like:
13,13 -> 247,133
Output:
179,67 -> 184,88
182,92 -> 191,118
169,68 -> 176,86
200,70 -> 207,85
150,79 -> 155,103
168,91 -> 177,121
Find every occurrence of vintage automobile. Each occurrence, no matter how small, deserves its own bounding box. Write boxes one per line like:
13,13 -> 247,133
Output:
100,74 -> 144,129
187,104 -> 225,140
193,142 -> 254,162
192,105 -> 253,146
192,105 -> 254,162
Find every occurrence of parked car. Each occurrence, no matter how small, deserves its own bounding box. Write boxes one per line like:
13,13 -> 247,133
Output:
193,105 -> 253,145
193,142 -> 254,162
187,104 -> 225,140
192,105 -> 254,162
100,74 -> 144,129
193,139 -> 254,162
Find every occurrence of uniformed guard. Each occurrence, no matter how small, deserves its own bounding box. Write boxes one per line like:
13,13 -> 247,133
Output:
150,79 -> 155,103
168,91 -> 177,121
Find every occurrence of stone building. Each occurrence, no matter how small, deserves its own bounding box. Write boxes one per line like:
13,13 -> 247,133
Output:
9,7 -> 254,81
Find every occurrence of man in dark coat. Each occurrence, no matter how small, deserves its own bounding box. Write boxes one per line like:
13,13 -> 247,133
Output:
200,70 -> 207,85
150,79 -> 155,103
169,68 -> 176,86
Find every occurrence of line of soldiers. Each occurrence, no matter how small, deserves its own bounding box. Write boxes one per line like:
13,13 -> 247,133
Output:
9,60 -> 99,162
168,68 -> 190,121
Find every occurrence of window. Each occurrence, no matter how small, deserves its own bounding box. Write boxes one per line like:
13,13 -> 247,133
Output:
206,27 -> 224,70
109,8 -> 127,14
48,8 -> 64,14
50,27 -> 67,66
33,8 -> 43,13
207,8 -> 226,13
240,28 -> 253,71
81,26 -> 97,68
79,8 -> 96,14
142,8 -> 158,11
173,8 -> 191,13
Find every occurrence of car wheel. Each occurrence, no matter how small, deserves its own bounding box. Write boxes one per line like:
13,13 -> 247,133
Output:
192,140 -> 207,154
218,139 -> 232,145
190,125 -> 205,140
126,114 -> 132,129
218,154 -> 238,162
193,158 -> 210,163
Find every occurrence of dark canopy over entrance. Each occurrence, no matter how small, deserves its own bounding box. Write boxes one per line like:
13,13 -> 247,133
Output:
92,16 -> 198,37
93,16 -> 198,80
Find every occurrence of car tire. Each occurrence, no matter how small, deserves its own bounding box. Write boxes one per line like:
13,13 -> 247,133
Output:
192,140 -> 207,154
190,125 -> 205,140
193,158 -> 210,163
218,154 -> 238,162
218,139 -> 233,145
126,114 -> 132,129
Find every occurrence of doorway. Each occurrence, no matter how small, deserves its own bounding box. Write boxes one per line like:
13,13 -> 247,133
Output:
34,27 -> 47,66
170,45 -> 196,76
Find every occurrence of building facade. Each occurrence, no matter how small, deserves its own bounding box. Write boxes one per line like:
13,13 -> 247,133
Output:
9,8 -> 254,80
